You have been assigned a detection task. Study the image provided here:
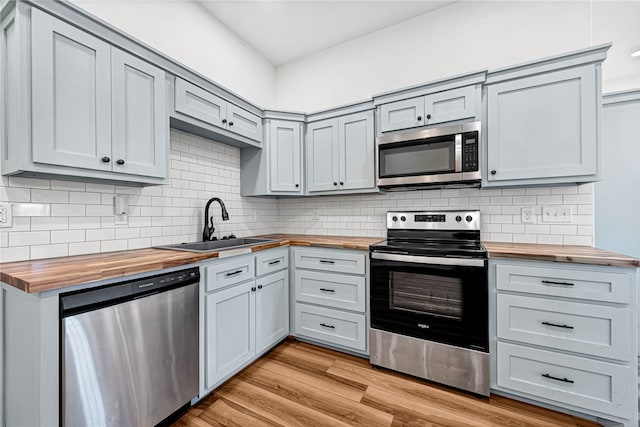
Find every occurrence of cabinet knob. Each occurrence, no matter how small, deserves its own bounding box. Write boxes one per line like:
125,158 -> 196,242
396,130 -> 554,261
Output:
491,170 -> 497,175
339,181 -> 344,185
116,159 -> 125,165
417,115 -> 422,121
229,121 -> 234,126
295,184 -> 299,188
222,119 -> 227,124
333,182 -> 338,186
251,287 -> 256,292
257,285 -> 263,289
426,114 -> 432,119
101,156 -> 110,163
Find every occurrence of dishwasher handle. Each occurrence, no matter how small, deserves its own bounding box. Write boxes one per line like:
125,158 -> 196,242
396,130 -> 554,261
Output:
60,267 -> 200,318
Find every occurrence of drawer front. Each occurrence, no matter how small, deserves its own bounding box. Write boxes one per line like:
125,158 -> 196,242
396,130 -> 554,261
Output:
256,248 -> 289,277
205,255 -> 255,292
175,78 -> 226,128
496,263 -> 630,303
497,342 -> 631,418
379,97 -> 425,133
295,249 -> 366,275
226,103 -> 263,142
497,294 -> 630,361
295,304 -> 366,352
295,270 -> 365,312
424,85 -> 476,125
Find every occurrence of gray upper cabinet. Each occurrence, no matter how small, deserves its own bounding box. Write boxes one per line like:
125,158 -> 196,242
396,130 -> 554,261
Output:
111,49 -> 167,178
378,85 -> 477,133
2,7 -> 168,184
306,109 -> 375,193
174,77 -> 262,144
31,10 -> 112,172
269,120 -> 302,193
484,44 -> 610,187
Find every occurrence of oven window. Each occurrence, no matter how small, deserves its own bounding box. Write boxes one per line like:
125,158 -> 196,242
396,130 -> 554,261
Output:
379,140 -> 455,178
389,271 -> 462,319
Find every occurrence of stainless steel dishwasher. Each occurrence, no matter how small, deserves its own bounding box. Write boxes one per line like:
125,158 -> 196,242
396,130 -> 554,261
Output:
60,267 -> 200,427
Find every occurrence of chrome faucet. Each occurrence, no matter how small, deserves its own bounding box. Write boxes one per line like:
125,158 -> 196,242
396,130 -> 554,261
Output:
203,197 -> 229,241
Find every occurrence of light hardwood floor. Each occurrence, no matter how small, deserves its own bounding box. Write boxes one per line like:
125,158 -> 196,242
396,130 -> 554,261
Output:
173,340 -> 601,427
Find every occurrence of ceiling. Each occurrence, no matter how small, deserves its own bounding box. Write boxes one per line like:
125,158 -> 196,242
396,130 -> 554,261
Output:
196,1 -> 456,66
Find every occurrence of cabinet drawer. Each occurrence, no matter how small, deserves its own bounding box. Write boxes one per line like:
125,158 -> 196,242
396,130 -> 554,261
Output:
226,103 -> 262,142
497,294 -> 630,361
295,249 -> 365,275
205,255 -> 255,292
295,270 -> 365,312
497,342 -> 631,418
295,304 -> 366,352
256,248 -> 288,277
175,78 -> 226,128
496,263 -> 630,303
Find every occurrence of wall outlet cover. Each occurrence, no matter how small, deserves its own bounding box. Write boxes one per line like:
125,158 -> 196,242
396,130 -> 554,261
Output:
542,206 -> 572,223
521,207 -> 535,224
0,203 -> 12,228
115,213 -> 128,226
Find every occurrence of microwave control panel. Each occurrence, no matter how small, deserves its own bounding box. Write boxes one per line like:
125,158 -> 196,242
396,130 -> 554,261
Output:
462,132 -> 478,172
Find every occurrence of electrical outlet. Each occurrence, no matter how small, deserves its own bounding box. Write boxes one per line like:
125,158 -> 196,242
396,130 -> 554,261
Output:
0,203 -> 12,228
114,213 -> 128,226
521,207 -> 535,224
542,206 -> 572,223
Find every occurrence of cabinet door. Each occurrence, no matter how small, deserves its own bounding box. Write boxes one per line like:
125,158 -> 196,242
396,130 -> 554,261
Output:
486,66 -> 598,184
31,9 -> 112,171
269,120 -> 302,193
175,77 -> 227,129
379,97 -> 424,133
255,270 -> 289,354
227,103 -> 263,142
424,86 -> 476,125
306,119 -> 339,192
205,281 -> 255,389
111,49 -> 166,178
338,111 -> 374,190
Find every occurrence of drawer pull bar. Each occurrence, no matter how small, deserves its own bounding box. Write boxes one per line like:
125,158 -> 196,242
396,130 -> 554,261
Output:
541,280 -> 574,287
542,373 -> 574,384
225,269 -> 243,277
320,323 -> 335,329
319,260 -> 335,264
541,321 -> 574,329
319,288 -> 335,293
268,260 -> 281,265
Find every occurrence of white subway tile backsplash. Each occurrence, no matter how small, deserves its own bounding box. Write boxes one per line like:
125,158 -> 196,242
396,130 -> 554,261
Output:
100,239 -> 128,253
51,230 -> 86,244
9,231 -> 50,246
0,187 -> 31,202
8,176 -> 49,189
70,192 -> 102,205
0,246 -> 30,262
12,203 -> 51,217
31,189 -> 69,204
69,241 -> 101,256
31,217 -> 69,231
52,204 -> 86,217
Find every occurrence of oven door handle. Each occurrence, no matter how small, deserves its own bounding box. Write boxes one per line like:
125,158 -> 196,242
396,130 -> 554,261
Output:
371,252 -> 485,267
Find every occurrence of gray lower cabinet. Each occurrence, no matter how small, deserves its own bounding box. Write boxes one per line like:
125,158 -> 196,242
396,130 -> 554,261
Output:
306,110 -> 375,193
490,258 -> 638,426
174,77 -> 262,144
240,118 -> 304,196
202,249 -> 289,394
378,85 -> 477,133
484,44 -> 609,187
292,247 -> 369,355
1,7 -> 167,183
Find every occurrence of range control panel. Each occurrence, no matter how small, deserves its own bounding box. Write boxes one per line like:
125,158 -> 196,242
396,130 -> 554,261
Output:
387,210 -> 480,231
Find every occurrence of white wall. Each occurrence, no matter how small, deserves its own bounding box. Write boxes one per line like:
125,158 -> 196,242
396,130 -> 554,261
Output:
275,1 -> 640,111
69,0 -> 276,107
0,131 -> 279,262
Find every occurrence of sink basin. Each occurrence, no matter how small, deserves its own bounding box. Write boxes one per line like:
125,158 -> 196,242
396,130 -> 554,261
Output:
157,238 -> 279,253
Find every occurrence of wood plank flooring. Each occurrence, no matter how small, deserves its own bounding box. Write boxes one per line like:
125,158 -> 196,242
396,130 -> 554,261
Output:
173,340 -> 601,427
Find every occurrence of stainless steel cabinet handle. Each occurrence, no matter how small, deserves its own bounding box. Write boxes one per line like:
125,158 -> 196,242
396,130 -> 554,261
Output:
319,260 -> 335,264
268,260 -> 281,265
320,323 -> 335,329
541,321 -> 574,329
319,288 -> 335,293
541,280 -> 574,287
542,373 -> 574,384
225,269 -> 243,277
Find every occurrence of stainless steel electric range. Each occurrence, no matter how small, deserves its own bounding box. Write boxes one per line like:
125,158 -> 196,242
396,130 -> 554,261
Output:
369,210 -> 489,396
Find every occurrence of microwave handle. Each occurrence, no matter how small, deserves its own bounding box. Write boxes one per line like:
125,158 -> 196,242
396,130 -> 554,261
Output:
455,134 -> 462,172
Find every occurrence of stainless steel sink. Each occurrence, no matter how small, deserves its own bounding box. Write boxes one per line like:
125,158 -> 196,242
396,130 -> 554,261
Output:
156,238 -> 279,253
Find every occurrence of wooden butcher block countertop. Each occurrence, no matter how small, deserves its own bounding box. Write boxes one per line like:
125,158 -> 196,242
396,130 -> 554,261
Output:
483,242 -> 639,268
0,234 -> 381,293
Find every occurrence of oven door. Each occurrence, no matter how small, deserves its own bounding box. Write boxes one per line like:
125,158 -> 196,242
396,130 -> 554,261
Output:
370,252 -> 488,352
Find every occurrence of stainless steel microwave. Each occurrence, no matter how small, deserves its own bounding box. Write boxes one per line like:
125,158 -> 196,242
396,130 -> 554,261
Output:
376,121 -> 481,190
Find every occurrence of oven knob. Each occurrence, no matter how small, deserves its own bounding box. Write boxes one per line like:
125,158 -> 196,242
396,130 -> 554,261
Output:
392,216 -> 398,222
455,215 -> 462,222
400,216 -> 406,222
466,215 -> 473,222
